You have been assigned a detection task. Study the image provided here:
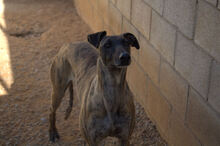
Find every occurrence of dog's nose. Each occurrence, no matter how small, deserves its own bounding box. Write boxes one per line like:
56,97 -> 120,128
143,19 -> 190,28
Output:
119,52 -> 131,62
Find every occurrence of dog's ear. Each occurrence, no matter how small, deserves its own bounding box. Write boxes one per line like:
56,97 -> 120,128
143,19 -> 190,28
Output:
87,31 -> 107,48
123,33 -> 140,49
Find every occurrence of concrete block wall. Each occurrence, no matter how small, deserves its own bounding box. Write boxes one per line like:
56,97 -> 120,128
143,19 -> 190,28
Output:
73,0 -> 220,145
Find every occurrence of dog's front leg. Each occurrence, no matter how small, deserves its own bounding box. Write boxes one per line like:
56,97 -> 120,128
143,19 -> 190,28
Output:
82,112 -> 108,146
118,139 -> 130,146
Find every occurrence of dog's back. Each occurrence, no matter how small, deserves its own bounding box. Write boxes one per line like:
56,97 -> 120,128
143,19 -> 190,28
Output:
51,42 -> 98,102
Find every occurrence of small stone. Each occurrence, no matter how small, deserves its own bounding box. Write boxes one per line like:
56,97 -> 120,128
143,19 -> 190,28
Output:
40,117 -> 46,123
34,69 -> 38,73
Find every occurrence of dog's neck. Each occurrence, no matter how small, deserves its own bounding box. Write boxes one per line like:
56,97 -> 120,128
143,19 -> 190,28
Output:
96,58 -> 127,113
97,58 -> 127,90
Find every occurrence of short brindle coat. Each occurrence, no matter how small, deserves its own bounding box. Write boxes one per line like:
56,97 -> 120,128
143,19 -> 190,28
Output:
49,31 -> 140,146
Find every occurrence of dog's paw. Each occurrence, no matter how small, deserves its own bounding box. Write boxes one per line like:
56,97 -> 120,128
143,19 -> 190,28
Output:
49,130 -> 60,142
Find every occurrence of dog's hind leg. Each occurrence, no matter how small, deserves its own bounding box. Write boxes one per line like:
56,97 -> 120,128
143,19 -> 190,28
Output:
64,81 -> 74,120
48,55 -> 76,142
49,87 -> 65,142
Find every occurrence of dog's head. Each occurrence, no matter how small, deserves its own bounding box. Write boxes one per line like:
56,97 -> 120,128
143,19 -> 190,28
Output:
88,31 -> 139,68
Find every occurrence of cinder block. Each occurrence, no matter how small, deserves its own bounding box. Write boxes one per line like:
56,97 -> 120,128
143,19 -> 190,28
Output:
83,0 -> 94,28
103,23 -> 114,35
108,2 -> 122,34
186,88 -> 220,146
150,11 -> 176,65
208,60 -> 220,113
195,0 -> 220,62
131,0 -> 151,40
144,0 -> 164,15
164,0 -> 197,39
116,0 -> 131,20
175,32 -> 212,98
88,0 -> 98,11
147,80 -> 171,135
168,111 -> 201,146
159,60 -> 188,120
122,17 -> 139,61
122,17 -> 139,39
110,0 -> 117,5
97,0 -> 109,25
127,60 -> 148,105
91,10 -> 104,32
74,0 -> 81,13
139,35 -> 160,84
206,0 -> 217,6
75,0 -> 93,27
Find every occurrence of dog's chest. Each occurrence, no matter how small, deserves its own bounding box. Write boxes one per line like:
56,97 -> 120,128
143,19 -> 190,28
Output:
88,109 -> 130,138
86,95 -> 130,138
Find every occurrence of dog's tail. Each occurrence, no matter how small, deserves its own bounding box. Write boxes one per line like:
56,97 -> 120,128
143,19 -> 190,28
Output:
64,81 -> 74,120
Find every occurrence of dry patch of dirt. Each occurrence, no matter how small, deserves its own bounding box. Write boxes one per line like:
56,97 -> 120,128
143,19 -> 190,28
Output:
0,0 -> 167,145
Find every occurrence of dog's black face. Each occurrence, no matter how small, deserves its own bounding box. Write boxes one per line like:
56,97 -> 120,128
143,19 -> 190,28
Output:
99,35 -> 131,67
88,31 -> 139,68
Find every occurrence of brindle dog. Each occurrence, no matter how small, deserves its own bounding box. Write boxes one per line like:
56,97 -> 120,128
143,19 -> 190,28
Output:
49,31 -> 140,146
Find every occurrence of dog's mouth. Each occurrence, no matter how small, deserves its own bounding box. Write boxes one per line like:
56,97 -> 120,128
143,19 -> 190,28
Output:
114,60 -> 131,68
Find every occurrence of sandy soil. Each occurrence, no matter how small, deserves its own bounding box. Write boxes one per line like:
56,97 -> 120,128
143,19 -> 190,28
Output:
0,0 -> 167,145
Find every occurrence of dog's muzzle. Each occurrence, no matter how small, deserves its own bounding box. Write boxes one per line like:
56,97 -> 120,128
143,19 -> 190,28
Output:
119,52 -> 131,66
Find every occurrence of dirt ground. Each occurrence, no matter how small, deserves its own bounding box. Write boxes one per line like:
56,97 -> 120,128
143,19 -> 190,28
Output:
0,0 -> 167,145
